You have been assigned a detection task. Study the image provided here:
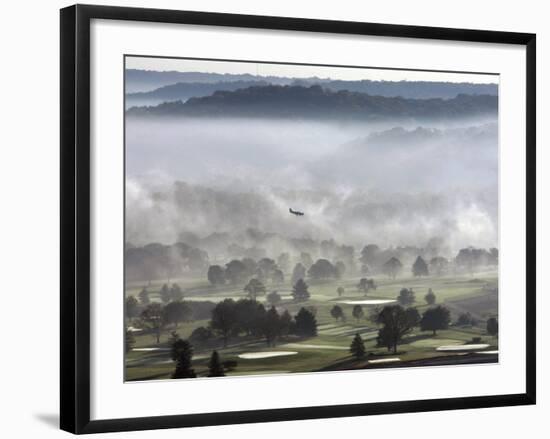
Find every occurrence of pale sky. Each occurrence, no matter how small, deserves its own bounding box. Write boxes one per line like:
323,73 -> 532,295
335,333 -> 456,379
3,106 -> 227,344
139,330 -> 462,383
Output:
126,56 -> 498,84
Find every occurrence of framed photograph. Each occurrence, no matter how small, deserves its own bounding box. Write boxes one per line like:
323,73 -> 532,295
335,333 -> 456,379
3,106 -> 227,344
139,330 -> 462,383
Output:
60,4 -> 536,434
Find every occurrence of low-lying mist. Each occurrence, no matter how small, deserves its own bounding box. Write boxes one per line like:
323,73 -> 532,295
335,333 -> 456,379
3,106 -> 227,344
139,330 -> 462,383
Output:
125,116 -> 498,256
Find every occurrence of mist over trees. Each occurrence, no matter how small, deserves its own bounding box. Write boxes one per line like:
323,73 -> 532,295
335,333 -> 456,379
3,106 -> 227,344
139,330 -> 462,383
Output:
124,64 -> 499,380
126,235 -> 500,285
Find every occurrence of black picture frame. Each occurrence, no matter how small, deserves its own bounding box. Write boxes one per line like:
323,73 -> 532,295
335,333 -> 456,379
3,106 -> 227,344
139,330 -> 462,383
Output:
60,4 -> 536,434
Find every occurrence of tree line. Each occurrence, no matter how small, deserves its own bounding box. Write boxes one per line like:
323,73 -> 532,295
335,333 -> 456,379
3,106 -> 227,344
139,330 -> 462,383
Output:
348,303 -> 498,358
208,299 -> 317,347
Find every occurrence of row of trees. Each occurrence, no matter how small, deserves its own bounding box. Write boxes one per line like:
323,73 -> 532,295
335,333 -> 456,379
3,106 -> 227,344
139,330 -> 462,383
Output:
208,258 -> 349,287
126,293 -> 215,343
209,299 -> 317,347
208,249 -> 496,287
126,283 -> 185,310
376,304 -> 449,353
126,242 -> 209,282
395,287 -> 436,306
373,304 -> 498,353
361,245 -> 498,278
346,305 -> 451,359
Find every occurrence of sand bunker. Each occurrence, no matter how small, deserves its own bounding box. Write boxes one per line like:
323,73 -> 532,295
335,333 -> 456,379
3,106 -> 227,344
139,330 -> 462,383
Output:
132,347 -> 170,352
282,343 -> 348,350
436,344 -> 490,352
238,351 -> 298,359
340,299 -> 396,305
368,358 -> 401,364
127,326 -> 143,332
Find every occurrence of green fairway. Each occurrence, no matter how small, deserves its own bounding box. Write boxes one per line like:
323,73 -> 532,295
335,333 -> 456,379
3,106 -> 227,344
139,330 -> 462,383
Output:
125,269 -> 498,381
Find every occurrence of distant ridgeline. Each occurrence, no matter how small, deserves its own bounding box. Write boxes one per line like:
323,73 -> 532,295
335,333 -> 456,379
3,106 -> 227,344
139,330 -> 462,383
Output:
126,84 -> 498,120
125,69 -> 498,98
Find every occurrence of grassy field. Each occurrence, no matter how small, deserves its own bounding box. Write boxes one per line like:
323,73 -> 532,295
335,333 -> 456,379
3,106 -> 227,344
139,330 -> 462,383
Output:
125,270 -> 498,381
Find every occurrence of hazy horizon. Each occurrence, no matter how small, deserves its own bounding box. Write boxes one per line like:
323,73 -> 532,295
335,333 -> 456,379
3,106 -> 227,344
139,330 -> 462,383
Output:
126,56 -> 499,84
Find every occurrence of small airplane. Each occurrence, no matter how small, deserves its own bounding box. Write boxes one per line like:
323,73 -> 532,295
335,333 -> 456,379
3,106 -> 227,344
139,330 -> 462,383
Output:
289,208 -> 305,216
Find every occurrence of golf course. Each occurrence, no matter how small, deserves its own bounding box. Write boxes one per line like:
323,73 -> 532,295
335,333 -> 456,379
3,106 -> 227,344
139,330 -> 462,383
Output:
125,267 -> 498,381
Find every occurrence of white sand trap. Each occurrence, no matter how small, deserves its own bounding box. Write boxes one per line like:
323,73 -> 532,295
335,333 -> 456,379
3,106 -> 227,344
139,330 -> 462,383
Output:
477,350 -> 498,354
132,347 -> 170,352
368,358 -> 401,364
282,343 -> 348,351
409,338 -> 460,349
153,354 -> 210,364
340,299 -> 396,305
436,344 -> 490,352
238,351 -> 298,359
127,326 -> 143,332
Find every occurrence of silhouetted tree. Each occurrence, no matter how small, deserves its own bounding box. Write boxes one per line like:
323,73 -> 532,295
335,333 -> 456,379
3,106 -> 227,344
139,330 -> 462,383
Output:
292,278 -> 310,302
397,288 -> 415,306
207,265 -> 225,285
350,333 -> 366,359
141,303 -> 164,343
211,299 -> 238,347
294,307 -> 317,337
420,305 -> 451,335
291,263 -> 307,285
486,317 -> 498,336
207,351 -> 225,377
308,259 -> 339,280
383,257 -> 403,279
160,284 -> 171,304
225,259 -> 248,284
244,278 -> 266,301
163,301 -> 191,328
352,305 -> 364,322
412,256 -> 429,277
257,258 -> 278,281
267,290 -> 282,306
263,306 -> 281,346
170,283 -> 184,301
125,296 -> 140,319
359,244 -> 380,272
235,299 -> 264,336
138,287 -> 150,305
189,326 -> 214,344
330,305 -> 345,322
171,338 -> 196,379
457,312 -> 473,326
425,288 -> 436,305
357,278 -> 377,295
279,309 -> 293,337
376,305 -> 416,353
